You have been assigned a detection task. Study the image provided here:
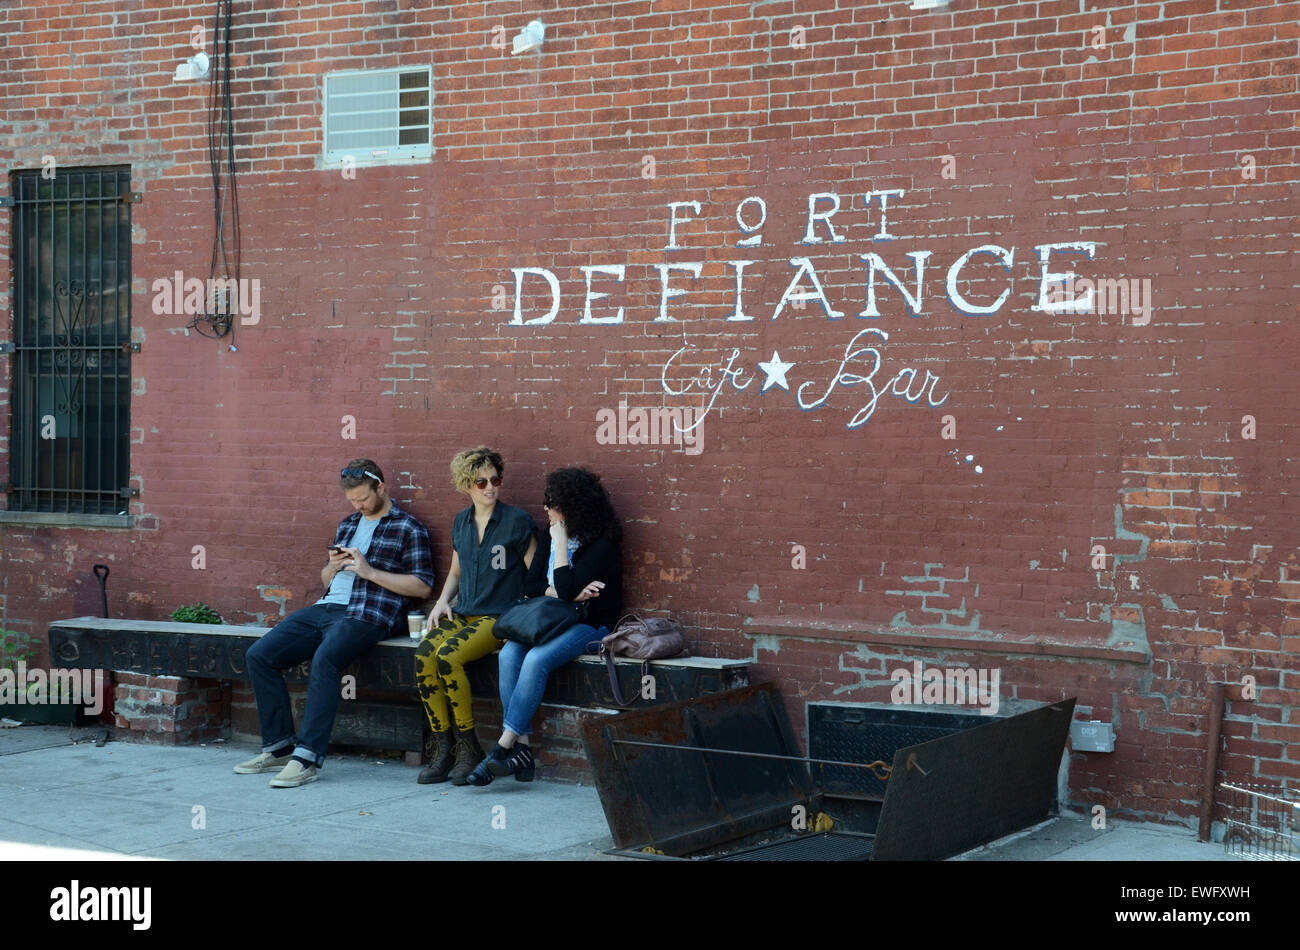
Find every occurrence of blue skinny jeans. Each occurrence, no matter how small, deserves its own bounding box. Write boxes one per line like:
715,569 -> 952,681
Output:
497,623 -> 607,736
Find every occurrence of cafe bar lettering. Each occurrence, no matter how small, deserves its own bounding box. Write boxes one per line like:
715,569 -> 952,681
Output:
506,190 -> 1116,430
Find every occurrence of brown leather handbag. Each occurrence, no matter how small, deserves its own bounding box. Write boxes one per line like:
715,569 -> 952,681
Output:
598,614 -> 689,706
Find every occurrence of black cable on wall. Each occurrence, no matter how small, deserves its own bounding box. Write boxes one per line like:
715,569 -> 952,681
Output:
191,0 -> 240,341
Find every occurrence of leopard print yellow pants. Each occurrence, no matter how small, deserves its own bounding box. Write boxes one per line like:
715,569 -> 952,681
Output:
414,614 -> 501,733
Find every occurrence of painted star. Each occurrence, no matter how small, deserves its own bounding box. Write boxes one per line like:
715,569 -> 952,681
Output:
757,351 -> 795,393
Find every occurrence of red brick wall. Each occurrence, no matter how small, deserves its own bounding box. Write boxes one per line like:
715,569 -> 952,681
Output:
114,673 -> 230,744
2,1 -> 1297,825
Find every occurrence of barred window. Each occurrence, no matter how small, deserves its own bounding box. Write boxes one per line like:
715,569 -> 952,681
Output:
5,166 -> 133,515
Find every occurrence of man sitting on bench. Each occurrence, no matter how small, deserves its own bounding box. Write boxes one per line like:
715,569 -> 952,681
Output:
235,459 -> 435,787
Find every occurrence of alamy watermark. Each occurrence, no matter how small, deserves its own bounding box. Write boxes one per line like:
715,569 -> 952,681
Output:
0,663 -> 104,715
595,399 -> 703,455
890,661 -> 1000,716
150,272 -> 261,325
1045,276 -> 1152,326
50,881 -> 151,930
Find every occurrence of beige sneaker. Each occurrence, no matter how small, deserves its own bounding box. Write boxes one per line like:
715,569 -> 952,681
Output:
233,751 -> 292,774
269,759 -> 318,788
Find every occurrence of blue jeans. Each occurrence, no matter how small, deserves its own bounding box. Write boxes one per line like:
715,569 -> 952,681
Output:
498,623 -> 607,736
245,603 -> 388,766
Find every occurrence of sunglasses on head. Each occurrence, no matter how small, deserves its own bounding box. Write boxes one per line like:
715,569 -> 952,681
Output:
341,467 -> 382,483
473,476 -> 503,489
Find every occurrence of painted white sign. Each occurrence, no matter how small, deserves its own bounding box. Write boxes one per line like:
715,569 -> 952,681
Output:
507,191 -> 1109,431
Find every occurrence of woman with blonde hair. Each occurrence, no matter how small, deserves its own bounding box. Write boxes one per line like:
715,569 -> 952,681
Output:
414,447 -> 537,785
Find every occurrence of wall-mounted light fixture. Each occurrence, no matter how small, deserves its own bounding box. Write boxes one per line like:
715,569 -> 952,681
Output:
512,20 -> 545,55
173,51 -> 210,82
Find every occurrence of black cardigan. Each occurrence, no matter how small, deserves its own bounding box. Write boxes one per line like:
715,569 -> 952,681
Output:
524,533 -> 623,632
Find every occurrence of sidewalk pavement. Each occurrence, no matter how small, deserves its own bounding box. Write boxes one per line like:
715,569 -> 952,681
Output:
953,814 -> 1241,861
0,725 -> 1245,861
0,725 -> 618,861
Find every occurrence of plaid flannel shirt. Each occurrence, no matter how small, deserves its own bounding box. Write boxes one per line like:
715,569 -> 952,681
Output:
331,502 -> 435,631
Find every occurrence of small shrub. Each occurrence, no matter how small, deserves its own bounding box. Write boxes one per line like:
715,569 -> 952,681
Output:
1,630 -> 37,670
170,603 -> 223,624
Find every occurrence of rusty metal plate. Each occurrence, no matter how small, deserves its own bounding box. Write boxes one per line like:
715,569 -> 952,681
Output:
580,681 -> 813,856
871,698 -> 1076,861
716,831 -> 877,861
582,683 -> 1075,861
809,703 -> 984,799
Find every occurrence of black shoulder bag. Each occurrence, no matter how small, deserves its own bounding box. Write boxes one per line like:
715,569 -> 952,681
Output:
494,596 -> 588,647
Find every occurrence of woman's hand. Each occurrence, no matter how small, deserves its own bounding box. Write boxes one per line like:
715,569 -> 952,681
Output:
573,580 -> 605,603
426,599 -> 452,631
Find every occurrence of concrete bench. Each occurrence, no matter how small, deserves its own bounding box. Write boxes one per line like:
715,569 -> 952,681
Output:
47,617 -> 751,782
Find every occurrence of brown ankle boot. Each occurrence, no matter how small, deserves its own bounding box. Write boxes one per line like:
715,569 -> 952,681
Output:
448,730 -> 485,786
417,730 -> 454,784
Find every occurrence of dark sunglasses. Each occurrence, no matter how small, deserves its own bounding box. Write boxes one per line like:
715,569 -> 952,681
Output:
473,476 -> 503,489
341,467 -> 382,482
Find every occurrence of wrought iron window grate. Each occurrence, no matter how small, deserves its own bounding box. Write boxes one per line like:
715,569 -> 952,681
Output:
6,166 -> 133,514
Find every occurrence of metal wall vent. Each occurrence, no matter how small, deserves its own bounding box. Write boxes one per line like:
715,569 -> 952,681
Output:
323,66 -> 432,166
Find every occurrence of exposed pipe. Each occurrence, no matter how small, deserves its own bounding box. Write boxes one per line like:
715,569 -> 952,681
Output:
1197,683 -> 1225,841
1198,680 -> 1250,841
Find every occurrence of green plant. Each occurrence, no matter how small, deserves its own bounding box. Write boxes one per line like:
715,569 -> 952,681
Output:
0,630 -> 37,671
170,603 -> 223,624
1,628 -> 78,719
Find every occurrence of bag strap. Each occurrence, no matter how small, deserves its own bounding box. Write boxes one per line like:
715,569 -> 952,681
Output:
600,644 -> 640,708
612,611 -> 640,633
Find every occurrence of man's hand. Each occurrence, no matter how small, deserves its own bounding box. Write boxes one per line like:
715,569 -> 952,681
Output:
339,546 -> 373,581
322,538 -> 432,602
323,546 -> 349,587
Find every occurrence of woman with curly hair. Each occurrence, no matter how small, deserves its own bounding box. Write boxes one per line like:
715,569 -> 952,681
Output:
414,447 -> 537,785
466,466 -> 623,785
